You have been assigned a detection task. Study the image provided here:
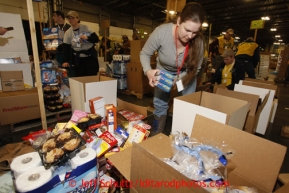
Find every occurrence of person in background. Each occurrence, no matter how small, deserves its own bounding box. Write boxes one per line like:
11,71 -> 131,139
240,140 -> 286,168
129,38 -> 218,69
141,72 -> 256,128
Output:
235,37 -> 260,79
52,11 -> 71,66
209,28 -> 235,69
62,10 -> 100,77
0,27 -> 7,35
100,37 -> 114,64
121,35 -> 130,55
210,49 -> 245,90
140,2 -> 205,136
132,33 -> 139,40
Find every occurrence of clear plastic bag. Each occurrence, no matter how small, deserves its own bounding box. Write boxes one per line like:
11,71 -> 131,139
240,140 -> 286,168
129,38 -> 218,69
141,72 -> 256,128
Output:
164,133 -> 235,182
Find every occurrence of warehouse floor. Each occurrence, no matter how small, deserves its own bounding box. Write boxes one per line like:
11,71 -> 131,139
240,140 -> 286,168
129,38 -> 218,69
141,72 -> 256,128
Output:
0,81 -> 289,178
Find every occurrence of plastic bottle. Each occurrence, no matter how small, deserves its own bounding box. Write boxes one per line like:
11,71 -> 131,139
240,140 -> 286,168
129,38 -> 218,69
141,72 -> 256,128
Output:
108,110 -> 114,133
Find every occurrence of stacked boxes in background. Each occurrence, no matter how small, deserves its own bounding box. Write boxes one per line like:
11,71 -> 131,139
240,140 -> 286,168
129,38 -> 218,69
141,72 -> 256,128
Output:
112,55 -> 130,90
258,52 -> 270,78
42,27 -> 59,51
127,40 -> 157,94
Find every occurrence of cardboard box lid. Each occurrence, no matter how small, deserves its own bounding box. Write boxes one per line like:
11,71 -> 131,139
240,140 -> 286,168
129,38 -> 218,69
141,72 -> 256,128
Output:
108,115 -> 286,193
274,182 -> 289,193
244,78 -> 275,85
216,88 -> 260,116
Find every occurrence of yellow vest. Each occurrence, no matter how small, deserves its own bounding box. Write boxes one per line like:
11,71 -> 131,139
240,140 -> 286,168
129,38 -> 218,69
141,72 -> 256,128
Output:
236,42 -> 258,56
218,37 -> 234,54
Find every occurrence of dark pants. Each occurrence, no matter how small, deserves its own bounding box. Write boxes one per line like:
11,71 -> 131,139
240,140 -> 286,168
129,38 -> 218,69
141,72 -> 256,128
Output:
74,56 -> 99,77
244,61 -> 256,79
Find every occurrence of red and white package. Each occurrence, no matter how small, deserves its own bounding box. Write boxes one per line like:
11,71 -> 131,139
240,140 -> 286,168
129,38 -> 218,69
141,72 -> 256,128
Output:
118,110 -> 145,122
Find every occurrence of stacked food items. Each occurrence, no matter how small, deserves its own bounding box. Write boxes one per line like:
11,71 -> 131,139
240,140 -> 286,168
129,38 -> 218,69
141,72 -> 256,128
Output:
43,85 -> 63,112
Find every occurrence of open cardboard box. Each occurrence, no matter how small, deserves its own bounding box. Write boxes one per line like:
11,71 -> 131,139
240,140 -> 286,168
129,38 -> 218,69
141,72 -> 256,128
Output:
171,91 -> 250,137
216,88 -> 268,133
240,80 -> 279,99
69,75 -> 117,113
116,98 -> 150,125
234,84 -> 275,135
107,115 -> 287,193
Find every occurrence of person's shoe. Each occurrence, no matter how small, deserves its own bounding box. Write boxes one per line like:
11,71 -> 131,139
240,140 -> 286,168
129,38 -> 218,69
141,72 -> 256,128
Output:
150,115 -> 167,137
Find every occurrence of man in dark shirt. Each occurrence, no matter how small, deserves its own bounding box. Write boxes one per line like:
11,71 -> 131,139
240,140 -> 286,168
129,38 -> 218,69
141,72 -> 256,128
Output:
52,11 -> 71,66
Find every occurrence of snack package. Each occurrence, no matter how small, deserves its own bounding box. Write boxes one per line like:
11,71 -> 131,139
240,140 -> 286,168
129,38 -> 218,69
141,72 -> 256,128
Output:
118,109 -> 146,122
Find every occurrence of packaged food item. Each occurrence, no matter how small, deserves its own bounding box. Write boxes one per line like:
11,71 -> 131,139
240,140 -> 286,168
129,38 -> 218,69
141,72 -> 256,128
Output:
37,128 -> 86,169
118,109 -> 146,122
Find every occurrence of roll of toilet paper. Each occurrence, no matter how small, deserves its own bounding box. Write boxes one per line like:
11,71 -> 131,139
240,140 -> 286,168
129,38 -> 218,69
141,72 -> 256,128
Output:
113,55 -> 117,61
10,152 -> 43,179
70,148 -> 96,169
118,55 -> 123,61
16,166 -> 52,192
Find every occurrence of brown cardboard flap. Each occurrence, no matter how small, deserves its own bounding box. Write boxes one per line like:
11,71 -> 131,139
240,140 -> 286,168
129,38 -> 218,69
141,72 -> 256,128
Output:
117,98 -> 148,116
213,83 -> 227,93
174,91 -> 202,105
245,78 -> 275,85
106,147 -> 132,180
0,71 -> 23,79
216,88 -> 259,116
107,134 -> 173,181
191,115 -> 287,193
131,140 -> 206,193
200,92 -> 249,115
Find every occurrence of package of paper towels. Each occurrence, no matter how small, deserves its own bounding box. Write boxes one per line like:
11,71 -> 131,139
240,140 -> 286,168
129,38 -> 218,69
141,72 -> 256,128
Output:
71,147 -> 96,169
15,166 -> 52,192
10,152 -> 42,179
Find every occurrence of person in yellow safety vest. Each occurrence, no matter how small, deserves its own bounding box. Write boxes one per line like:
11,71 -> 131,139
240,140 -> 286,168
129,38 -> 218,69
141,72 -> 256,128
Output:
209,28 -> 235,69
235,37 -> 260,79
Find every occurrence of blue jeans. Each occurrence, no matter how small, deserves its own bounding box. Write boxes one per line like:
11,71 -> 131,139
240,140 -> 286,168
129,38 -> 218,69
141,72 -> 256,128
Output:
153,78 -> 197,117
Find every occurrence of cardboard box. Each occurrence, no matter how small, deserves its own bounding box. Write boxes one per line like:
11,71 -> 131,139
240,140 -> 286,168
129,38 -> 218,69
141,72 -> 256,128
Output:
107,115 -> 287,193
0,71 -> 25,92
216,88 -> 268,133
126,62 -> 156,94
171,91 -> 250,137
69,75 -> 117,113
234,84 -> 275,135
0,63 -> 33,89
116,98 -> 148,125
0,88 -> 40,125
130,40 -> 156,63
281,125 -> 289,138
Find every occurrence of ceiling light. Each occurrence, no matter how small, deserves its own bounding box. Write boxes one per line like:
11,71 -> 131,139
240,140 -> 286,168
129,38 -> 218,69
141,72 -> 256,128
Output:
221,32 -> 226,35
275,35 -> 281,38
273,42 -> 280,45
235,36 -> 240,40
144,31 -> 147,34
202,22 -> 208,27
278,39 -> 283,42
261,16 -> 270,20
270,28 -> 277,31
169,10 -> 175,15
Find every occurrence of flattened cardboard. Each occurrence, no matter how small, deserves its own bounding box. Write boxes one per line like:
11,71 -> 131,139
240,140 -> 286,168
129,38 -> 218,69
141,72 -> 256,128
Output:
171,91 -> 250,136
69,75 -> 117,113
0,71 -> 25,92
108,115 -> 287,193
0,88 -> 40,125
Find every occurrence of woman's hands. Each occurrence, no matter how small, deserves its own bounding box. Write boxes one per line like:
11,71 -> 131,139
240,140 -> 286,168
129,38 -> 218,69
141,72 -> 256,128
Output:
79,35 -> 88,41
146,69 -> 160,87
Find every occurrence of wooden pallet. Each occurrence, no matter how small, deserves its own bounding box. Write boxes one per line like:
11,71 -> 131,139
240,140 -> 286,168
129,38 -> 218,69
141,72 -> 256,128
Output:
118,89 -> 153,99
